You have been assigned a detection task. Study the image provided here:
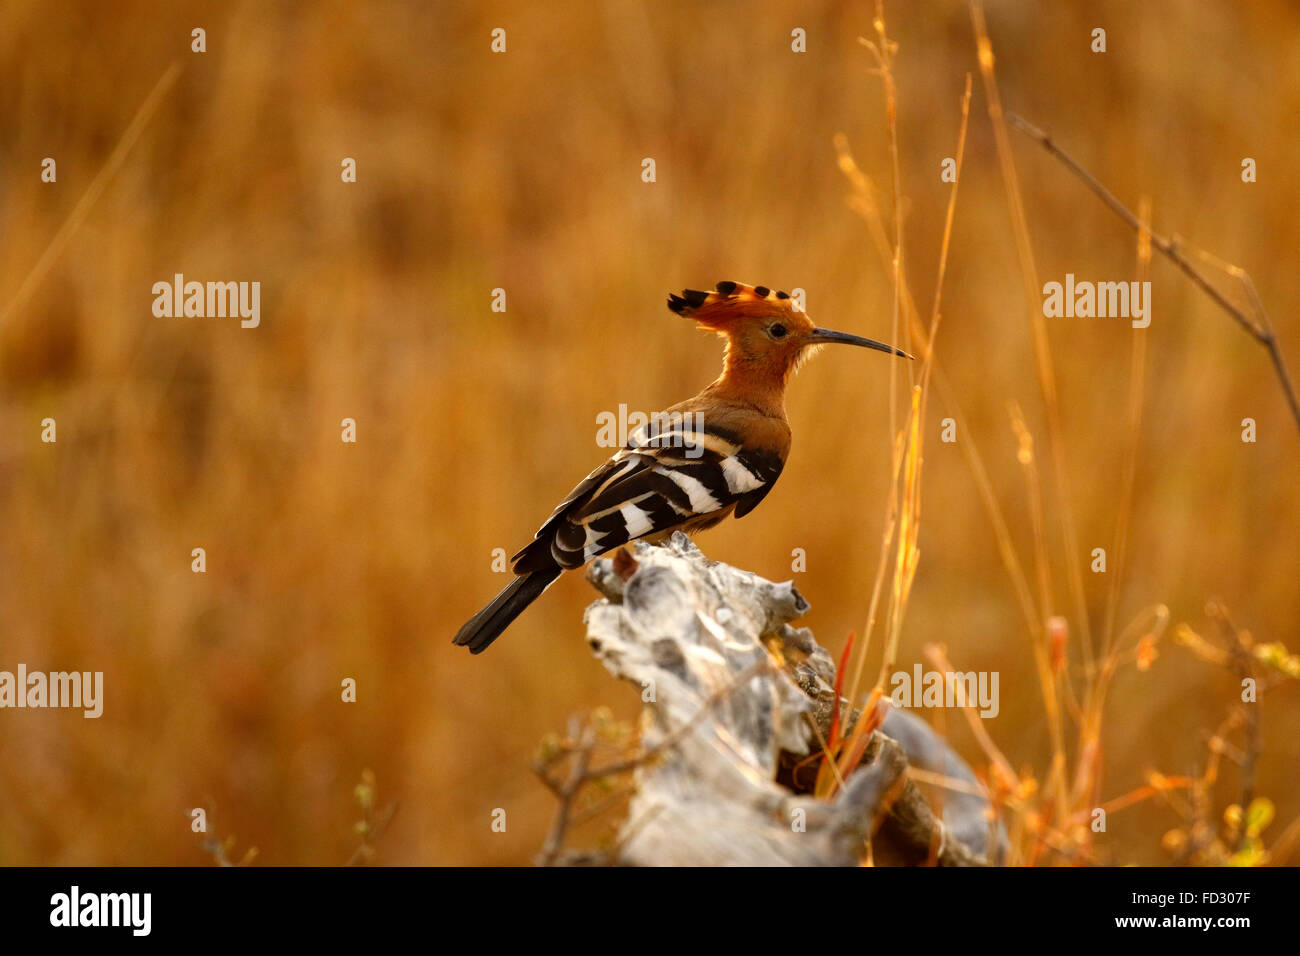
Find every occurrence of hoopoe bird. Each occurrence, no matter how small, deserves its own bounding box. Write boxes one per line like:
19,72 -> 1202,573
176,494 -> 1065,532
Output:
453,281 -> 911,654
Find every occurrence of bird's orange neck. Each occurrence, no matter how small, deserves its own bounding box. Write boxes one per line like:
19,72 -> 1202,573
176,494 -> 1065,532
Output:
702,340 -> 797,419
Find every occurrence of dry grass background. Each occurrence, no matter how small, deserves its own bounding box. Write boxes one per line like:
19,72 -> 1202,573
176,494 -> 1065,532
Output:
0,0 -> 1297,865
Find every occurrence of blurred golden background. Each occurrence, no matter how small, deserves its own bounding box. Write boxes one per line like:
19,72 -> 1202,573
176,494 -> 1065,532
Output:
0,0 -> 1296,865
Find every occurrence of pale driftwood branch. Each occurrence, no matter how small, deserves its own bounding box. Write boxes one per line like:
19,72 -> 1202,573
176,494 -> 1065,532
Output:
564,532 -> 1005,866
1006,112 -> 1300,435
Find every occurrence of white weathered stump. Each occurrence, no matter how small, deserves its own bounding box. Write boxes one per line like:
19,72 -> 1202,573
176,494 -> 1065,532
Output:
583,532 -> 1003,867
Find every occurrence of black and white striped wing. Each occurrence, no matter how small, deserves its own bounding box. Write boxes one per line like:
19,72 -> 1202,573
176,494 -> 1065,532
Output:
510,423 -> 782,573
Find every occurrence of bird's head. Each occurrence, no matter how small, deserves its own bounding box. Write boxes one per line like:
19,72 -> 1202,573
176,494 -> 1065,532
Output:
667,281 -> 911,384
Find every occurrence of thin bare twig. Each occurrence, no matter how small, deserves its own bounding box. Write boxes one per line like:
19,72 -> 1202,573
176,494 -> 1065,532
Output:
536,726 -> 597,866
534,658 -> 774,865
1006,111 -> 1300,434
1208,602 -> 1261,855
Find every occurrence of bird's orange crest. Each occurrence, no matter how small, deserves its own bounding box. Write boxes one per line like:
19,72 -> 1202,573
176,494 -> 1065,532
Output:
667,280 -> 806,330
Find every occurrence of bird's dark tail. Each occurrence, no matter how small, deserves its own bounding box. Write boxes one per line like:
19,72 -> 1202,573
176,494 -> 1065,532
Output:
452,566 -> 562,654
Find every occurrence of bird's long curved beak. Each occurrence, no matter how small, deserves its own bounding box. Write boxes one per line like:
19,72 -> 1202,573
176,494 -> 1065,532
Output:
808,327 -> 913,359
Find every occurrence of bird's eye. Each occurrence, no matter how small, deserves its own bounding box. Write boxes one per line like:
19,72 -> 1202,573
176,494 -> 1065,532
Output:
769,323 -> 788,339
